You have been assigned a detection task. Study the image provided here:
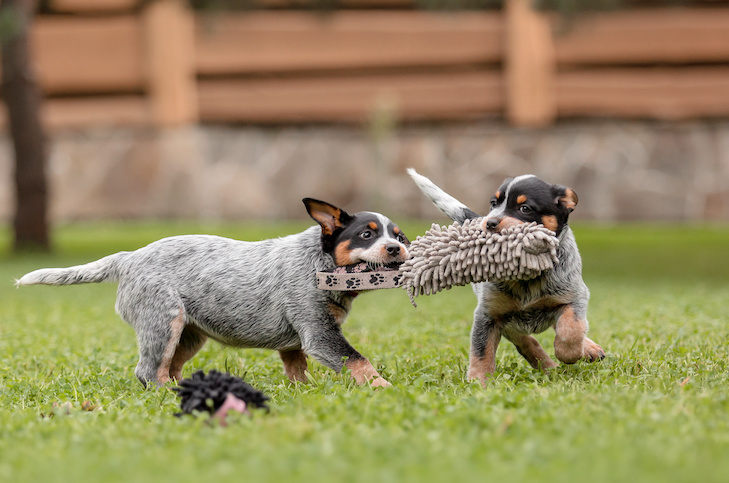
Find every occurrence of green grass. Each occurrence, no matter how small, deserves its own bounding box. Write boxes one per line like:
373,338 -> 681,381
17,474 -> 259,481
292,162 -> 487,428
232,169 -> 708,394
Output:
1,221 -> 728,483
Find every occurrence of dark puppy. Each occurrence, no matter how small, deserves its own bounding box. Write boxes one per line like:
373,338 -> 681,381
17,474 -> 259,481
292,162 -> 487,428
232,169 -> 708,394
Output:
408,169 -> 604,384
17,199 -> 409,388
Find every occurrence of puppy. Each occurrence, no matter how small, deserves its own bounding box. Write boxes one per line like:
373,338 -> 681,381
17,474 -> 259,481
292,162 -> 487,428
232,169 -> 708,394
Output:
408,169 -> 604,384
16,198 -> 409,388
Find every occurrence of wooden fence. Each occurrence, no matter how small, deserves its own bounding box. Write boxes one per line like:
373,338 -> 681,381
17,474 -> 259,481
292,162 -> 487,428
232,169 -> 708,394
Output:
2,0 -> 729,128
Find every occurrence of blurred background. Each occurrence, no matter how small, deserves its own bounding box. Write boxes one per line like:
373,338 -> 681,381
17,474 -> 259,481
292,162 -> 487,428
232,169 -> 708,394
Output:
2,0 -> 729,251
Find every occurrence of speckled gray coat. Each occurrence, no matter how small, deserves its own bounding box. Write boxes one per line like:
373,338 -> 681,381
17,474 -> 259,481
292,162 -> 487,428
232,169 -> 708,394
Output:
18,226 -> 364,385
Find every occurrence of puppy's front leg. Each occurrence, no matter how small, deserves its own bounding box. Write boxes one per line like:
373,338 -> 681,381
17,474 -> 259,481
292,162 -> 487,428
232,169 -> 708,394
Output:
345,357 -> 390,388
467,309 -> 501,386
279,349 -> 308,383
554,305 -> 605,364
299,323 -> 390,387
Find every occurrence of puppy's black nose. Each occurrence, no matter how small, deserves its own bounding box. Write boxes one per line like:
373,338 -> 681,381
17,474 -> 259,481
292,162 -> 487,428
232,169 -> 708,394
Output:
385,244 -> 402,257
485,218 -> 499,231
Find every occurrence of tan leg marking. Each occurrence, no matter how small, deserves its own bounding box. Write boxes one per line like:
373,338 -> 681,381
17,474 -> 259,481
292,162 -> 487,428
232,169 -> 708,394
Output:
156,310 -> 185,384
169,329 -> 208,382
467,329 -> 501,385
582,336 -> 606,362
328,302 -> 350,326
553,305 -> 588,364
345,358 -> 390,387
279,349 -> 309,383
508,333 -> 558,370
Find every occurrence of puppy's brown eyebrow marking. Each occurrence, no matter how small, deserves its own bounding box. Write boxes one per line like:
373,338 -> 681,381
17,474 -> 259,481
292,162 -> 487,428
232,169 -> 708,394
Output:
495,191 -> 501,199
393,226 -> 401,235
517,195 -> 528,204
368,222 -> 378,230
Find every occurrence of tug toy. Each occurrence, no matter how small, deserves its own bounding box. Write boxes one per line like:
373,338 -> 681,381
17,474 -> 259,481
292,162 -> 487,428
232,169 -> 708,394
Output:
173,370 -> 269,424
399,220 -> 559,305
316,263 -> 404,291
316,219 -> 559,306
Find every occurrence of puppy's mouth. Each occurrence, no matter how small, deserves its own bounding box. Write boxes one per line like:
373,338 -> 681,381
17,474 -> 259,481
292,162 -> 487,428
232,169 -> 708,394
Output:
343,244 -> 410,268
365,261 -> 403,270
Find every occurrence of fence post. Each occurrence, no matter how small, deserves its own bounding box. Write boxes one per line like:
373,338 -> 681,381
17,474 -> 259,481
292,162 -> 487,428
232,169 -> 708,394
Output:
504,0 -> 556,127
142,0 -> 198,127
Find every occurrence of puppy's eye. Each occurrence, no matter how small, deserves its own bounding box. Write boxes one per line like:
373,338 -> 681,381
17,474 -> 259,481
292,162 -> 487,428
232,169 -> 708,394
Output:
490,199 -> 497,208
396,233 -> 406,243
360,230 -> 373,240
519,205 -> 532,214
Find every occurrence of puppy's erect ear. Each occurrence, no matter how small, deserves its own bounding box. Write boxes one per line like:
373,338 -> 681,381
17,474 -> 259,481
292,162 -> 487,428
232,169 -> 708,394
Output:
303,198 -> 353,236
553,186 -> 578,213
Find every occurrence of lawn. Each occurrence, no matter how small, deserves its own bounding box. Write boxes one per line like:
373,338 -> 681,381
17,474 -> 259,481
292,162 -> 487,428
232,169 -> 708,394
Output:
1,220 -> 728,483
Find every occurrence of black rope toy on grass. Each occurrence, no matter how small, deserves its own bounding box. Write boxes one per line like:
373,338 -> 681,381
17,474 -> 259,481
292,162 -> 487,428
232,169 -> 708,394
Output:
173,370 -> 269,424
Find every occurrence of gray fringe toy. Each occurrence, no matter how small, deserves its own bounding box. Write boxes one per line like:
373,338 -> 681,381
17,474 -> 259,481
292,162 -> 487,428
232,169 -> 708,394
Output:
399,219 -> 559,305
316,219 -> 560,306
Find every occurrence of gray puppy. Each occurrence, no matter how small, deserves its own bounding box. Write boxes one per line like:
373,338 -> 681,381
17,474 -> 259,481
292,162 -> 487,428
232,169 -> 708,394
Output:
408,169 -> 604,385
17,199 -> 409,388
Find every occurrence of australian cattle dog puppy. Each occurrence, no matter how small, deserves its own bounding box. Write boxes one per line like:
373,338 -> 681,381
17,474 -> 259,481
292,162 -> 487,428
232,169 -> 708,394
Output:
408,169 -> 604,385
17,199 -> 409,388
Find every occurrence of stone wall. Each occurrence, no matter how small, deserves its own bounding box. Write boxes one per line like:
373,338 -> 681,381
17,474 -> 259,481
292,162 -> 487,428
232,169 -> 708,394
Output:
2,121 -> 729,223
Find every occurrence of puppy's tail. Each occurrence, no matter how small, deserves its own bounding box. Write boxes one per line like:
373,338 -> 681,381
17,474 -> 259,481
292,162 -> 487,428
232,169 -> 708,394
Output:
15,252 -> 128,287
407,168 -> 480,223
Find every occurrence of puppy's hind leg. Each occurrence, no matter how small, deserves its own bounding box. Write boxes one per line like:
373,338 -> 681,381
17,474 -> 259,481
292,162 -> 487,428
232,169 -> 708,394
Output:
132,307 -> 186,387
467,308 -> 502,386
117,283 -> 188,388
169,326 -> 208,382
503,330 -> 558,371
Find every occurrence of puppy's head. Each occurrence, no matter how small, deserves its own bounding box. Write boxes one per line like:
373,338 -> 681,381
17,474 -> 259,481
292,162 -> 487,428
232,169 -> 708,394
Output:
482,175 -> 578,236
303,198 -> 410,267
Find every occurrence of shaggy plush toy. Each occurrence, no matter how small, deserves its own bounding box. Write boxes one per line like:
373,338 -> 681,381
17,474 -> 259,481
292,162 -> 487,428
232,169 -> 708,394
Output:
316,219 -> 559,306
399,220 -> 559,305
173,370 -> 269,424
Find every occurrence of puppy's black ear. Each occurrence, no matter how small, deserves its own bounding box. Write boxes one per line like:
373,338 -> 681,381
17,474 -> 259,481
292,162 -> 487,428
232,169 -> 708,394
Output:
553,185 -> 578,213
303,198 -> 353,236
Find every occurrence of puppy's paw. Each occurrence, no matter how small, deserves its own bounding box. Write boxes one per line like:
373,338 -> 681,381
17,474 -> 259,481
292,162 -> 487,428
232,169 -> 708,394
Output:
370,376 -> 391,388
582,337 -> 606,362
467,369 -> 490,388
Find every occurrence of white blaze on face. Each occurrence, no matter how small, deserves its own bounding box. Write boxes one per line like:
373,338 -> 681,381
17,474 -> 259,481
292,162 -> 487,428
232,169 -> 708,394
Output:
350,213 -> 409,266
485,174 -> 537,220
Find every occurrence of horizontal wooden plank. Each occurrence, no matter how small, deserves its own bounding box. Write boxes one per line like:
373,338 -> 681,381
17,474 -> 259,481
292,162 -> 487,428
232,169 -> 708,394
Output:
198,71 -> 503,122
48,0 -> 138,13
41,96 -> 150,129
557,67 -> 729,119
0,96 -> 150,130
195,11 -> 503,75
49,0 -> 417,12
33,16 -> 145,94
260,0 -> 415,6
553,8 -> 729,65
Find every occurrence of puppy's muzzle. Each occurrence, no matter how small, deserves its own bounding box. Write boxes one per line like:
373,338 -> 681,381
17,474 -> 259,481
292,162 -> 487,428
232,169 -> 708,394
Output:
481,216 -> 524,233
386,243 -> 403,257
484,218 -> 499,232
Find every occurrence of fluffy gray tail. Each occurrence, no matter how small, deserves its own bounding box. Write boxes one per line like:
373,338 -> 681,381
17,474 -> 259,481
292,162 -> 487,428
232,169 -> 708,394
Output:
15,252 -> 128,287
407,168 -> 480,223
